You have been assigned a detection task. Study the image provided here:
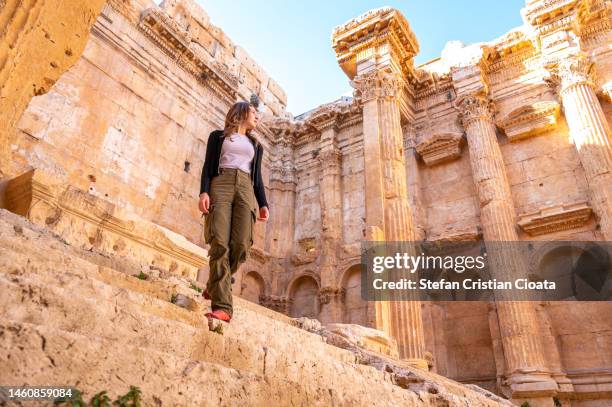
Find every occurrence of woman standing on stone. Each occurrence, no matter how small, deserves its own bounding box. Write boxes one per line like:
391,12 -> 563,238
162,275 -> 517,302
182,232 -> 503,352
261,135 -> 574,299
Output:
198,101 -> 269,323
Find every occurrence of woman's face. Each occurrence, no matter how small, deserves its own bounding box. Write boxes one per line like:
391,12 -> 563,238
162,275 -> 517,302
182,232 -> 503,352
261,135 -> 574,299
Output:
243,105 -> 259,130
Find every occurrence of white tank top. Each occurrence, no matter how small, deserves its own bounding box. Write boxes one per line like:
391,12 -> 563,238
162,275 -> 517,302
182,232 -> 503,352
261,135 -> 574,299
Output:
219,133 -> 255,174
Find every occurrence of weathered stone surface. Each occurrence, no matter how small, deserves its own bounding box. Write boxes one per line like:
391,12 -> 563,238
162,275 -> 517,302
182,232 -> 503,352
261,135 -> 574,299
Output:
5,169 -> 208,281
324,323 -> 400,358
0,209 -> 508,406
0,0 -> 106,177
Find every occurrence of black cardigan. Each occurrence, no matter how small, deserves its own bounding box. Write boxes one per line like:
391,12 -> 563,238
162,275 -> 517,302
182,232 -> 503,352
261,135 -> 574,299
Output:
200,130 -> 268,209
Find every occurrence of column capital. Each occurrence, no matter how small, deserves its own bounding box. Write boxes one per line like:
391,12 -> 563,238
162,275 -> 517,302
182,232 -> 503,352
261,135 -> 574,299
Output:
351,69 -> 404,103
318,286 -> 346,305
318,148 -> 342,166
456,94 -> 496,129
546,53 -> 595,94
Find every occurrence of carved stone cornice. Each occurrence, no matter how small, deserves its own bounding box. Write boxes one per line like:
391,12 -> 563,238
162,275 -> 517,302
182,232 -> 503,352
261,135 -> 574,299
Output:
318,287 -> 346,305
517,201 -> 593,236
415,133 -> 464,166
137,7 -> 238,103
498,101 -> 561,141
524,0 -> 583,27
351,69 -> 404,103
547,53 -> 595,94
332,7 -> 419,80
308,105 -> 340,132
456,94 -> 496,129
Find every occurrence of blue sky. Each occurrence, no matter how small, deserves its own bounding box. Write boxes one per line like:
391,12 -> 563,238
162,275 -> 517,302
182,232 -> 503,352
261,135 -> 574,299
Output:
197,1 -> 526,115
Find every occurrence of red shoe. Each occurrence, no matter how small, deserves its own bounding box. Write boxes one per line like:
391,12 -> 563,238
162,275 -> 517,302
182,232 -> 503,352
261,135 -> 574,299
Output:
205,309 -> 231,323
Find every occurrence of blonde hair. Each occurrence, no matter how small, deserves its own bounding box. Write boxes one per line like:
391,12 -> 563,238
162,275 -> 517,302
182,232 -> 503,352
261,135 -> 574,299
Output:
224,101 -> 257,145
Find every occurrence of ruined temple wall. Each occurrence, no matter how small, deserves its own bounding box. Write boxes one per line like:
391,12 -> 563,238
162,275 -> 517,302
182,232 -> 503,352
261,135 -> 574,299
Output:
9,1 -> 287,244
419,152 -> 480,240
338,123 -> 366,247
293,140 -> 321,244
414,67 -> 602,243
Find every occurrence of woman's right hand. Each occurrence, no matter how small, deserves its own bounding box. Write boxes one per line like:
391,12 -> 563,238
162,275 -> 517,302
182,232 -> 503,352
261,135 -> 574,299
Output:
199,193 -> 210,214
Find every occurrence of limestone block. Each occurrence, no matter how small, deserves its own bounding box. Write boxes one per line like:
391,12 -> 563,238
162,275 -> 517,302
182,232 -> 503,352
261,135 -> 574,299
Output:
267,77 -> 288,106
324,323 -> 399,358
4,169 -> 208,280
239,65 -> 262,95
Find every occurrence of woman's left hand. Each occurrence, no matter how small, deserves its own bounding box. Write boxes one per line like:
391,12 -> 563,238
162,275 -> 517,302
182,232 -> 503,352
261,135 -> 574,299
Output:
257,206 -> 269,222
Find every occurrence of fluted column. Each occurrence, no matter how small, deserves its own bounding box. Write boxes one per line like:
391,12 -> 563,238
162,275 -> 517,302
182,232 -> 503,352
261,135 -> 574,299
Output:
551,54 -> 612,239
354,69 -> 426,368
458,94 -> 557,395
317,124 -> 344,323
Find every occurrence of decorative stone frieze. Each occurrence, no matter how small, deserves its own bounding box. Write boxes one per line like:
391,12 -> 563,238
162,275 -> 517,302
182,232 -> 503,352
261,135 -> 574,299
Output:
518,201 -> 593,236
415,133 -> 464,166
498,101 -> 560,141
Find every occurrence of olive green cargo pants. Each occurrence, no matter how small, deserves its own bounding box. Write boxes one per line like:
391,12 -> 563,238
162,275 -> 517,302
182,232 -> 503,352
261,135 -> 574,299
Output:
203,167 -> 258,317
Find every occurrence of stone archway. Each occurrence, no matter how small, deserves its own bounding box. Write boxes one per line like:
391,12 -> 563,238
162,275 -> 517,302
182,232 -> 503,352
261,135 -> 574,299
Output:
288,274 -> 319,318
241,270 -> 266,304
341,264 -> 368,326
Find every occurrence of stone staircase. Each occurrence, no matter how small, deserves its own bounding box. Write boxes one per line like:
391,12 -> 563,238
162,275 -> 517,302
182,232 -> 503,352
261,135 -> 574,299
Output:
0,209 -> 510,406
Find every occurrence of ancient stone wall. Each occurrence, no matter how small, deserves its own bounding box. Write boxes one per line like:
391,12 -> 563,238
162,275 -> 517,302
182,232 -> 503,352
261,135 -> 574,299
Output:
8,0 -> 287,245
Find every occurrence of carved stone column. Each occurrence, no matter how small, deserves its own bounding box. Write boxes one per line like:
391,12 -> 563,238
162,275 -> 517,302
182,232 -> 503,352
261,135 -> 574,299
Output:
353,69 -> 426,368
457,94 -> 557,396
549,54 -> 612,239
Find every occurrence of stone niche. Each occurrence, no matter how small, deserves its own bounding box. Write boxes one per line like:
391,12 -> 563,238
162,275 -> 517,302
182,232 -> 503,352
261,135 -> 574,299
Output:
3,169 -> 208,280
415,133 -> 464,166
517,201 -> 593,236
498,101 -> 560,142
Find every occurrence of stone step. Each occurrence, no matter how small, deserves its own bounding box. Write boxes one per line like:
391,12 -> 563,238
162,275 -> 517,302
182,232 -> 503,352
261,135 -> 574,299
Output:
0,207 -> 345,361
0,242 -> 363,384
0,210 -> 508,405
0,270 -> 382,396
1,320 -> 408,407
